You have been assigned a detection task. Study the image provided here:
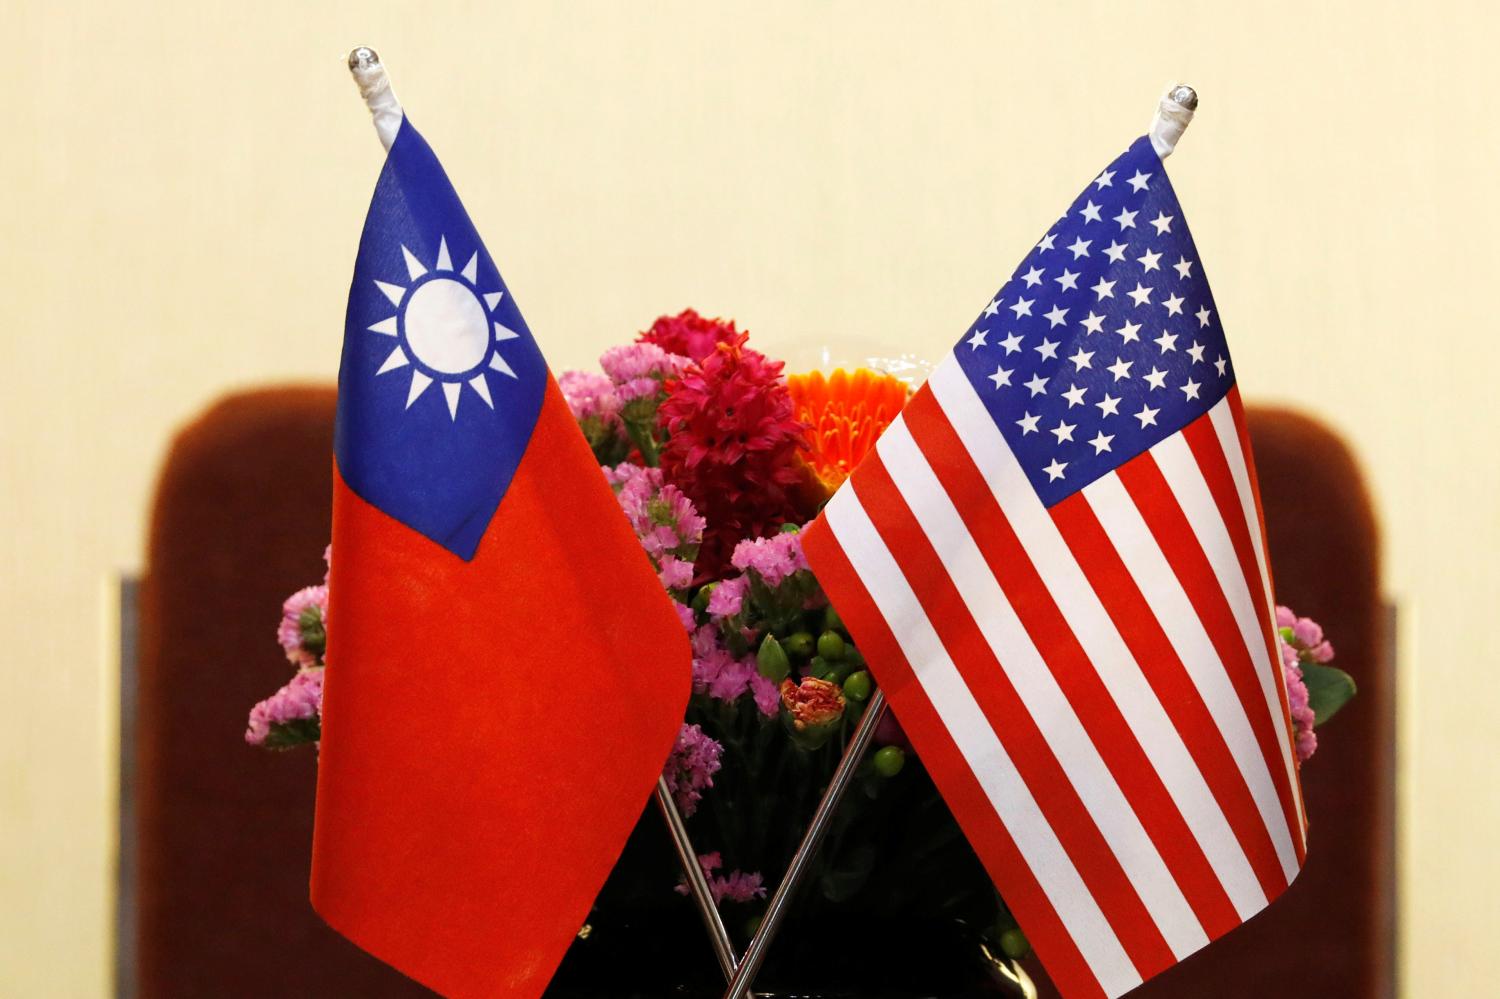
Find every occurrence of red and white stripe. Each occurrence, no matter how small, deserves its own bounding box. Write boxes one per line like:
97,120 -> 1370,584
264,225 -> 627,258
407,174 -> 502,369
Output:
801,356 -> 1306,999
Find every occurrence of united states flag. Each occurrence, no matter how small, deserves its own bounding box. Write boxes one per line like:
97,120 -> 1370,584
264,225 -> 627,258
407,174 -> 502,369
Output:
801,136 -> 1306,998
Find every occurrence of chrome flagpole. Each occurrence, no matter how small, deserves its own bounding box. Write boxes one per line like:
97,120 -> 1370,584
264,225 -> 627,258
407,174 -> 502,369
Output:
654,777 -> 750,985
722,85 -> 1199,999
721,690 -> 888,999
344,45 -> 747,990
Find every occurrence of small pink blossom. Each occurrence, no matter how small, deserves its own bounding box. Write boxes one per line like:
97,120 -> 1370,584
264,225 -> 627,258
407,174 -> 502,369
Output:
689,624 -> 776,716
663,723 -> 723,817
706,576 -> 748,619
558,369 -> 622,423
749,674 -> 780,716
675,852 -> 768,904
277,585 -> 327,668
1276,604 -> 1329,762
615,376 -> 664,404
658,554 -> 693,590
245,668 -> 324,747
599,342 -> 688,385
730,530 -> 809,588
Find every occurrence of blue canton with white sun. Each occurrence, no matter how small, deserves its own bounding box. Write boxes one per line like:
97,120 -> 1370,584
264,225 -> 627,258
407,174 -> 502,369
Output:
335,118 -> 548,560
953,136 -> 1234,507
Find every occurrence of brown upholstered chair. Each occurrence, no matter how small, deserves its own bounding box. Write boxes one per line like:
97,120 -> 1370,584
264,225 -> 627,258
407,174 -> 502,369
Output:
135,389 -> 1390,997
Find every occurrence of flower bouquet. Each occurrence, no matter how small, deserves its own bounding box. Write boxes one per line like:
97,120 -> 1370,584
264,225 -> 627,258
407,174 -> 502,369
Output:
247,309 -> 1357,996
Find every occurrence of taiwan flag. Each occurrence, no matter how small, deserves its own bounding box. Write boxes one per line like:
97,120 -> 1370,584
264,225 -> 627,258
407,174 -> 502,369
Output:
311,117 -> 691,998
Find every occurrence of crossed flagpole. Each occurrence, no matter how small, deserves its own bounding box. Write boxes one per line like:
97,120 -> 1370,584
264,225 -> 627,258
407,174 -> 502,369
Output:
345,48 -> 1195,998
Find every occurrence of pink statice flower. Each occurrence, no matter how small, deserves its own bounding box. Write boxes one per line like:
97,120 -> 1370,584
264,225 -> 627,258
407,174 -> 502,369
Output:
599,344 -> 688,431
245,668 -> 324,748
277,585 -> 328,668
713,869 -> 767,904
559,369 -> 622,423
749,673 -> 781,716
599,342 -> 688,385
610,464 -> 705,560
706,575 -> 748,619
730,529 -> 809,588
689,623 -> 777,717
663,723 -> 723,817
1277,605 -> 1335,663
561,370 -> 628,461
1275,604 -> 1333,763
615,377 -> 663,404
675,852 -> 769,904
658,554 -> 693,591
607,462 -> 706,587
1280,640 -> 1318,762
674,601 -> 698,632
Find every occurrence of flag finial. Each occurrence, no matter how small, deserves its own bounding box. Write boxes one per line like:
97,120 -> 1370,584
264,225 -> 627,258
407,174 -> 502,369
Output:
347,45 -> 403,151
1150,84 -> 1198,158
347,46 -> 380,71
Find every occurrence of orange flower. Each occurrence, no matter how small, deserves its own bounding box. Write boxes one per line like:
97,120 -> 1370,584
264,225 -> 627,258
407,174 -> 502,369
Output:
786,368 -> 911,493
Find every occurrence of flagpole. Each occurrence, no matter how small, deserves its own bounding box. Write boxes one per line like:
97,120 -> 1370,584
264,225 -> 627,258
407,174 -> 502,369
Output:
343,43 -> 748,989
722,86 -> 1200,999
720,690 -> 888,999
654,778 -> 750,983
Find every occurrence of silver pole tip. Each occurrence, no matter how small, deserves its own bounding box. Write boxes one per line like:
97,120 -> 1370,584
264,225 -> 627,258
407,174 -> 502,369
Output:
1169,84 -> 1198,110
347,46 -> 380,72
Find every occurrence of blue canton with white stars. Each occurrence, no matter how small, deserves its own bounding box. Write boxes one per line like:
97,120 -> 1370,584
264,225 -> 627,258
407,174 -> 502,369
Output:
953,136 -> 1233,507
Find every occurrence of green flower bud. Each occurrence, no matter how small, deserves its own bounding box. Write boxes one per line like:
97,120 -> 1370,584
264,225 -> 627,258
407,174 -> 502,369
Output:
692,582 -> 718,613
873,745 -> 906,778
807,656 -> 834,681
779,522 -> 801,534
757,634 -> 791,682
783,631 -> 816,658
817,630 -> 846,661
843,670 -> 872,702
1279,625 -> 1296,644
998,926 -> 1030,960
824,604 -> 845,633
844,645 -> 865,669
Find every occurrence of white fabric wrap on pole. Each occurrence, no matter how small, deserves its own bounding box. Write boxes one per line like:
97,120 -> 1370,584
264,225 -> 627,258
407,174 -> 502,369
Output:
1149,86 -> 1197,159
349,53 -> 404,151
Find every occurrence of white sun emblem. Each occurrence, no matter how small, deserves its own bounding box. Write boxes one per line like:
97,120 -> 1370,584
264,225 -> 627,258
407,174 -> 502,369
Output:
366,235 -> 520,419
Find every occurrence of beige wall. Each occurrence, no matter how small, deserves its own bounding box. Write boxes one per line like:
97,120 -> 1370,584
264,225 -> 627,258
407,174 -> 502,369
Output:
4,1 -> 1495,995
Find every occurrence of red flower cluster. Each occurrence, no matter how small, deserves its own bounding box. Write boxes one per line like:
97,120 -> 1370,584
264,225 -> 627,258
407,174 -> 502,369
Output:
638,308 -> 742,362
658,331 -> 808,577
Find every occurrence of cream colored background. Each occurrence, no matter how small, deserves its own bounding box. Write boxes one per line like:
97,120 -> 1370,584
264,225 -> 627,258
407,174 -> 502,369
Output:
3,2 -> 1495,995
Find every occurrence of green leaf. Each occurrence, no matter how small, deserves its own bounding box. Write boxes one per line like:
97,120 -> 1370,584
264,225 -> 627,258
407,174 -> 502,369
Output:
262,716 -> 321,750
1301,663 -> 1357,726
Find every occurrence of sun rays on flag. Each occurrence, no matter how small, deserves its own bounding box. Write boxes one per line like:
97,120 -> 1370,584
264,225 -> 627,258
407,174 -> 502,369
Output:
367,236 -> 522,419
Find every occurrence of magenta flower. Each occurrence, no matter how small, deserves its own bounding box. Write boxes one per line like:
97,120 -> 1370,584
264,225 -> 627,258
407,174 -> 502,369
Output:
730,530 -> 809,588
663,723 -> 723,817
277,585 -> 328,668
558,369 -> 622,423
706,576 -> 748,619
606,461 -> 706,589
749,673 -> 780,716
658,554 -> 693,591
689,623 -> 777,717
675,851 -> 768,904
245,668 -> 324,748
1276,604 -> 1331,762
599,342 -> 687,385
615,376 -> 663,404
